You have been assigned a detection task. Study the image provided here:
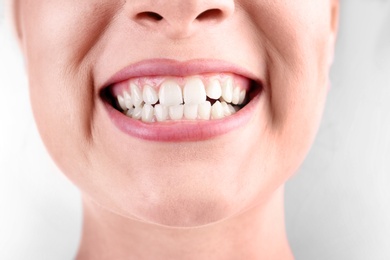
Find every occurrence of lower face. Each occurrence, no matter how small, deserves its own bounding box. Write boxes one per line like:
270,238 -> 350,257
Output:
18,0 -> 334,227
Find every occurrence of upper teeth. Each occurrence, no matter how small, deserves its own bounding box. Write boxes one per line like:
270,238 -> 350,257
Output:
116,75 -> 247,123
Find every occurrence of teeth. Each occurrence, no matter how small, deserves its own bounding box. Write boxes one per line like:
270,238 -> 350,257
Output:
142,104 -> 154,122
117,95 -> 127,111
221,101 -> 231,117
126,107 -> 134,116
198,101 -> 211,120
132,107 -> 142,120
143,85 -> 158,105
183,77 -> 207,105
228,104 -> 236,114
131,83 -> 143,107
206,79 -> 222,100
221,78 -> 233,103
123,91 -> 133,109
238,90 -> 246,105
159,80 -> 183,106
169,105 -> 184,120
184,104 -> 198,120
232,87 -> 240,105
154,104 -> 169,122
211,101 -> 224,119
116,76 -> 250,122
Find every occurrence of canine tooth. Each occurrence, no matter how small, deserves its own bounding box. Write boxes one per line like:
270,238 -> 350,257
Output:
142,104 -> 154,122
238,90 -> 246,105
183,78 -> 206,105
198,101 -> 211,120
221,102 -> 231,116
143,85 -> 158,105
221,78 -> 233,103
154,104 -> 169,122
130,83 -> 143,107
132,107 -> 142,120
117,95 -> 127,111
232,87 -> 240,105
211,101 -> 224,119
184,104 -> 198,120
206,79 -> 222,100
169,105 -> 184,120
159,80 -> 183,106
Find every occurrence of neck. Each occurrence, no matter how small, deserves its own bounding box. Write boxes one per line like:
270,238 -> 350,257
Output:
76,187 -> 294,260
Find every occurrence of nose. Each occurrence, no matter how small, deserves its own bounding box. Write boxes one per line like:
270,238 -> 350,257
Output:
125,0 -> 235,39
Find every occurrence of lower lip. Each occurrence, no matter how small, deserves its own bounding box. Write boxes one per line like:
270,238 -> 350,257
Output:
103,93 -> 260,142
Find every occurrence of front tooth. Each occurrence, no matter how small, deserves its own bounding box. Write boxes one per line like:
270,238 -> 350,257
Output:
232,87 -> 240,105
154,104 -> 169,122
221,102 -> 231,116
142,104 -> 154,122
143,85 -> 158,105
183,78 -> 206,105
184,104 -> 198,120
198,101 -> 211,120
211,101 -> 224,119
159,80 -> 183,106
169,105 -> 184,120
238,90 -> 246,105
206,79 -> 222,100
130,83 -> 143,107
132,107 -> 142,120
221,78 -> 233,103
117,95 -> 127,111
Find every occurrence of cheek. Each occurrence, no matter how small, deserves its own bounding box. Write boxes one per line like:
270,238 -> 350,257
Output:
21,1 -> 115,172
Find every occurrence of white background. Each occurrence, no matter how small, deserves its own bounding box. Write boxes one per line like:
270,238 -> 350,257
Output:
1,0 -> 389,259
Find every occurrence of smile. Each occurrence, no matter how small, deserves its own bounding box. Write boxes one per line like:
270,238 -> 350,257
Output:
100,59 -> 263,142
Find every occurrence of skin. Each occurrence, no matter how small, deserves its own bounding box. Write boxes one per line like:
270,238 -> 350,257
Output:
12,0 -> 339,259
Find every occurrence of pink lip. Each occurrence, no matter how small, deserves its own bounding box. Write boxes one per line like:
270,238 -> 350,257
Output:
100,59 -> 262,142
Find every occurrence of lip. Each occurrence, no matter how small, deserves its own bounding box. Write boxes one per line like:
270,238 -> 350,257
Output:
100,59 -> 263,142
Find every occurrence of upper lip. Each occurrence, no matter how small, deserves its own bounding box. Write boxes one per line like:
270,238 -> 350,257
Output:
99,58 -> 262,91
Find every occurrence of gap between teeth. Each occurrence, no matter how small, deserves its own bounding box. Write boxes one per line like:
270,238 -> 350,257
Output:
116,76 -> 247,123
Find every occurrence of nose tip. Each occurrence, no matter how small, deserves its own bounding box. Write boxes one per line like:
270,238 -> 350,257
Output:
127,0 -> 235,38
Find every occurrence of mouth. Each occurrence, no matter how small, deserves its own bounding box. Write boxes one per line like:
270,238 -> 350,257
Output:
100,59 -> 263,142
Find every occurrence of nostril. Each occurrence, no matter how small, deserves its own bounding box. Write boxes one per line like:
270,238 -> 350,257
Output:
136,12 -> 164,22
196,9 -> 223,22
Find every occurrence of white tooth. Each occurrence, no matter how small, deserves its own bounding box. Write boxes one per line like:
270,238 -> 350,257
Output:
123,91 -> 133,109
183,77 -> 206,105
143,85 -> 158,105
169,105 -> 184,120
154,104 -> 169,122
211,101 -> 224,119
221,102 -> 231,116
132,107 -> 142,120
117,95 -> 127,111
228,104 -> 236,114
206,79 -> 222,100
238,90 -> 246,105
130,83 -> 143,107
142,104 -> 154,122
221,78 -> 233,103
184,104 -> 198,120
159,80 -> 183,106
232,87 -> 240,105
125,107 -> 134,117
198,101 -> 211,120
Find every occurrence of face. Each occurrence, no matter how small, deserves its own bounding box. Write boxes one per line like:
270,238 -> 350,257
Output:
15,0 -> 338,227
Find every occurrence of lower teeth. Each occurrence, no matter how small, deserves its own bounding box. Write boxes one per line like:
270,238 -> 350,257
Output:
118,100 -> 242,123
